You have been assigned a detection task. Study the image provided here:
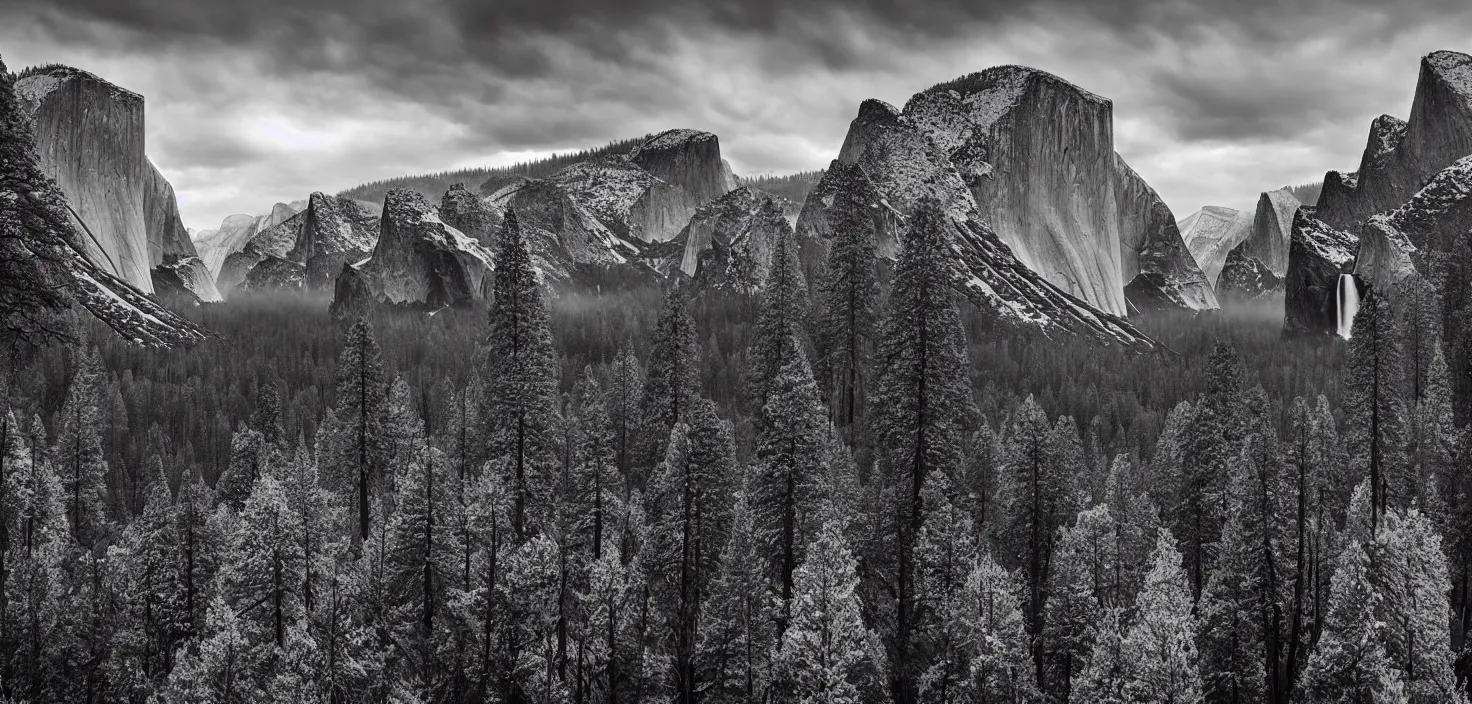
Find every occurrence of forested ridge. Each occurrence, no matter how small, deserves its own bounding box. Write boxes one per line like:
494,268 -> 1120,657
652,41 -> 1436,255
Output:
1,192 -> 1471,704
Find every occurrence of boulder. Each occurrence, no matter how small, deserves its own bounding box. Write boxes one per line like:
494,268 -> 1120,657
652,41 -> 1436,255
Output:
1316,51 -> 1472,230
1283,209 -> 1359,336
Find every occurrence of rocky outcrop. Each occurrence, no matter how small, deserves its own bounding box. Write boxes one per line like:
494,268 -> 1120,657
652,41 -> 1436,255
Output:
216,211 -> 304,295
214,193 -> 377,296
487,177 -> 643,281
1217,246 -> 1283,301
629,129 -> 738,214
285,192 -> 378,291
1216,189 -> 1301,303
1283,209 -> 1359,336
1316,51 -> 1472,230
240,257 -> 305,293
795,83 -> 1156,348
193,201 -> 302,277
900,66 -> 1131,315
1114,155 -> 1218,311
16,65 -> 155,293
332,189 -> 493,311
550,156 -> 698,243
1353,154 -> 1472,295
1179,206 -> 1254,289
439,183 -> 501,248
151,256 -> 221,306
671,187 -> 791,288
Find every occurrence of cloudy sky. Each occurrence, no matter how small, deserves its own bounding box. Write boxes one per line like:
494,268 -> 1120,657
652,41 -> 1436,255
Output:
2,0 -> 1468,231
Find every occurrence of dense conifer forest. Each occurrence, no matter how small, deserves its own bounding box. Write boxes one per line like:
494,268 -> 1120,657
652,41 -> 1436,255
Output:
1,194 -> 1470,703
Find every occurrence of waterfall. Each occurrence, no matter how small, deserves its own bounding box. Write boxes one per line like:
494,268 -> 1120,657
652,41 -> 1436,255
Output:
1337,274 -> 1360,339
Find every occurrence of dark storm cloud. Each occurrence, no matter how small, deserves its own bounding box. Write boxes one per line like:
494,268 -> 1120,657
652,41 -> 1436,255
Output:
3,0 -> 1469,226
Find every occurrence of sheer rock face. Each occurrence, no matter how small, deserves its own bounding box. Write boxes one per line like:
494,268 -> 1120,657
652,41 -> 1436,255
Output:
286,192 -> 379,291
486,177 -> 642,282
1283,209 -> 1359,336
334,189 -> 494,311
1316,51 -> 1472,230
439,183 -> 501,248
16,66 -> 155,293
671,187 -> 791,288
192,201 -> 301,278
1217,189 -> 1301,305
1180,205 -> 1254,289
796,82 -> 1156,348
143,160 -> 221,303
902,66 -> 1130,315
1114,154 -> 1218,311
629,129 -> 738,218
1354,154 -> 1472,295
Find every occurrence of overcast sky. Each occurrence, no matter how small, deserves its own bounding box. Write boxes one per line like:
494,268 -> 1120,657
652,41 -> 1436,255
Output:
2,0 -> 1468,231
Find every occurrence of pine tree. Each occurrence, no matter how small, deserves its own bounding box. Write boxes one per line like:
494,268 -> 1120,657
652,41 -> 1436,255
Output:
215,426 -> 271,509
605,343 -> 644,481
748,225 -> 809,423
1043,505 -> 1113,698
1408,348 -> 1454,503
1343,289 -> 1407,526
963,550 -> 1038,702
157,595 -> 252,703
114,460 -> 184,688
388,439 -> 456,675
0,54 -> 75,349
480,209 -> 562,539
581,548 -> 633,704
813,168 -> 880,445
1372,509 -> 1464,704
914,474 -> 979,704
645,397 -> 735,702
503,534 -> 565,704
997,395 -> 1077,681
1122,529 -> 1202,704
776,516 -> 884,704
570,369 -> 624,562
335,317 -> 388,542
1072,609 -> 1130,704
697,488 -> 776,704
223,473 -> 305,660
55,349 -> 109,546
866,196 -> 976,702
1176,342 -> 1245,596
1297,539 -> 1393,704
753,347 -> 827,629
635,287 -> 701,479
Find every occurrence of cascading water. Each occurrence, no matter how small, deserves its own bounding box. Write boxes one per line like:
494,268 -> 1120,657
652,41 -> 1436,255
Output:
1337,274 -> 1360,339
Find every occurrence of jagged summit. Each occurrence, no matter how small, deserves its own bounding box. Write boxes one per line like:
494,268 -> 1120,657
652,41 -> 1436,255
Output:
1355,154 -> 1472,295
1316,50 -> 1472,230
670,186 -> 790,287
332,188 -> 493,312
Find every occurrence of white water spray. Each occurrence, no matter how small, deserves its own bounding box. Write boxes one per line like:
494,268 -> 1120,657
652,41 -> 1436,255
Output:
1337,274 -> 1360,339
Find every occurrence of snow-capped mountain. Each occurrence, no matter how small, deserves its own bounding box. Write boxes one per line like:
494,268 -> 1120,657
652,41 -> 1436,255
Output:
332,189 -> 494,312
1316,50 -> 1472,231
1283,208 -> 1359,336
